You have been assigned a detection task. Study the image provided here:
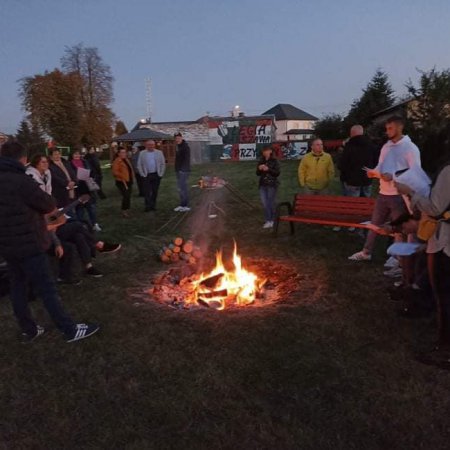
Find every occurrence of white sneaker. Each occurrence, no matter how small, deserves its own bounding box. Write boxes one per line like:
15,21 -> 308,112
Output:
93,223 -> 102,232
384,256 -> 399,269
263,221 -> 272,229
332,226 -> 341,232
348,251 -> 372,261
181,206 -> 191,212
174,206 -> 183,212
348,227 -> 356,232
383,267 -> 402,278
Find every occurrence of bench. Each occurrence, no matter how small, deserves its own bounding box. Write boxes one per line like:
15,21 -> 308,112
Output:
274,194 -> 376,235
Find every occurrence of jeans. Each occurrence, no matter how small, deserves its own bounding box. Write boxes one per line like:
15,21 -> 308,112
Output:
6,253 -> 75,336
143,173 -> 161,210
344,183 -> 372,198
176,171 -> 190,207
428,251 -> 450,345
364,194 -> 406,254
76,196 -> 97,226
303,187 -> 328,195
259,186 -> 277,222
116,181 -> 133,211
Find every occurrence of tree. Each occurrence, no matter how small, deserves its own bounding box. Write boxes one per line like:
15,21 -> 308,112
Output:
406,68 -> 450,173
114,120 -> 128,137
61,43 -> 115,146
345,69 -> 395,128
313,114 -> 346,139
16,119 -> 46,156
19,69 -> 84,148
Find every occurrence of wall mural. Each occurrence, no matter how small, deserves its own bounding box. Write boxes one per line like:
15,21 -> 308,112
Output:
208,118 -> 274,161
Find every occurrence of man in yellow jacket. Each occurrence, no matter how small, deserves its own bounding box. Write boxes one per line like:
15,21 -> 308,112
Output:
298,138 -> 335,194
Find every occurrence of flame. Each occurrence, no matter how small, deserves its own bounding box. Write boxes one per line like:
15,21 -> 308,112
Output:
183,242 -> 264,310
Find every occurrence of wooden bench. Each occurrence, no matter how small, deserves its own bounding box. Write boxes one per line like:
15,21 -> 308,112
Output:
274,194 -> 376,235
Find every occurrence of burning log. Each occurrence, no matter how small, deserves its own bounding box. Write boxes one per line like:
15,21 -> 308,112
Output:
200,273 -> 224,289
198,288 -> 228,299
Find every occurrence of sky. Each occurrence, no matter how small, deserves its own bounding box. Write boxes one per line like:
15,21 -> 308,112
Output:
1,0 -> 450,134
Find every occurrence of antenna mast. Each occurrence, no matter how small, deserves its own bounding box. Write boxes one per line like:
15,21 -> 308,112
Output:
145,77 -> 152,123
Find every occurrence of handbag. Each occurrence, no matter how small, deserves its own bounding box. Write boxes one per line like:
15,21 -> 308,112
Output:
85,177 -> 100,192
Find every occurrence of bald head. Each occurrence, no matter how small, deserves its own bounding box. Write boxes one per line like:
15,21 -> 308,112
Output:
350,125 -> 364,137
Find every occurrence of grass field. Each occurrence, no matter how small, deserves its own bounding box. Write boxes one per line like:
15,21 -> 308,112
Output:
1,160 -> 449,450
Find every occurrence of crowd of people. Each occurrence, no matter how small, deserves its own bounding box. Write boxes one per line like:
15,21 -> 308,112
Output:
255,116 -> 450,368
1,124 -> 449,368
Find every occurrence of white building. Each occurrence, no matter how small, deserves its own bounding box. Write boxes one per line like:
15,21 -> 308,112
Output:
262,103 -> 318,142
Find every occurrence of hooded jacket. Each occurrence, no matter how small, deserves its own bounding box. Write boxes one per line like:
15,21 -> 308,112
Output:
375,135 -> 421,195
175,140 -> 191,172
298,151 -> 335,190
26,166 -> 52,195
0,157 -> 56,260
339,135 -> 378,186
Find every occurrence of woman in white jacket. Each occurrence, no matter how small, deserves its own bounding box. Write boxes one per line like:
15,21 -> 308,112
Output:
26,153 -> 52,195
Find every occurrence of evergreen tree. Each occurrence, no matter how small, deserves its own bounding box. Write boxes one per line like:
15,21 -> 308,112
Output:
313,114 -> 346,139
114,120 -> 128,137
345,69 -> 395,128
16,119 -> 46,156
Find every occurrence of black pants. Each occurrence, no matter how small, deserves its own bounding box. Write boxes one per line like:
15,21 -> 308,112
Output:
116,181 -> 132,211
56,221 -> 96,266
143,173 -> 161,210
428,251 -> 450,345
135,173 -> 145,197
6,253 -> 75,336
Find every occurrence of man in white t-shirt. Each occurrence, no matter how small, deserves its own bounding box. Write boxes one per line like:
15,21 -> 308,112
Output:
349,116 -> 421,261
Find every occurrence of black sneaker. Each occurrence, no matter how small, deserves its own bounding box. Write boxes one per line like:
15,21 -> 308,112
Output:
66,323 -> 100,343
22,325 -> 45,343
57,278 -> 82,286
97,243 -> 121,254
85,266 -> 103,278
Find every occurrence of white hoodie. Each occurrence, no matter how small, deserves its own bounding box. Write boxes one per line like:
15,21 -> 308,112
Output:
26,166 -> 52,195
375,135 -> 421,195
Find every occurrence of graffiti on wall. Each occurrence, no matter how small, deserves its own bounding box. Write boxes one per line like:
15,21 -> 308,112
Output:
209,118 -> 274,161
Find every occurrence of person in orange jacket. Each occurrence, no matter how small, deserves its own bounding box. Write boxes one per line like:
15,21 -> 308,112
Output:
112,147 -> 134,217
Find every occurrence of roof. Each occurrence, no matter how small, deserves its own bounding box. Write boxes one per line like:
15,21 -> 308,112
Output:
140,122 -> 210,142
285,128 -> 315,135
114,128 -> 172,142
262,104 -> 318,121
371,99 -> 413,118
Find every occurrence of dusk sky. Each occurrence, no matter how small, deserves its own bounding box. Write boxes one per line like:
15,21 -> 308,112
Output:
1,0 -> 449,134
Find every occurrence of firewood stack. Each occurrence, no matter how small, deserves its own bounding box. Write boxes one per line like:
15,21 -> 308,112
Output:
158,237 -> 202,265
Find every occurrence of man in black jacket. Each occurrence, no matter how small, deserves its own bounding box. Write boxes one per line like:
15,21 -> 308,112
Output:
339,125 -> 378,197
173,132 -> 191,212
0,141 -> 99,342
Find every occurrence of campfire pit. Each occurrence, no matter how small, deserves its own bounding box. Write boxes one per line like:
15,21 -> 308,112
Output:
150,243 -> 290,311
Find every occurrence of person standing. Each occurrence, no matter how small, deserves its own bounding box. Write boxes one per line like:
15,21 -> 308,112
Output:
298,138 -> 335,194
173,132 -> 191,212
137,140 -> 166,212
112,147 -> 134,217
348,116 -> 421,261
48,148 -> 76,208
340,125 -> 378,198
396,163 -> 450,368
0,141 -> 99,342
256,146 -> 280,228
85,147 -> 106,199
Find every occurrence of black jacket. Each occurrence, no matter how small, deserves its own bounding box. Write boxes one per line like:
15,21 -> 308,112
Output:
49,159 -> 76,208
0,157 -> 56,260
84,153 -> 103,183
175,140 -> 191,172
339,135 -> 378,186
256,157 -> 280,187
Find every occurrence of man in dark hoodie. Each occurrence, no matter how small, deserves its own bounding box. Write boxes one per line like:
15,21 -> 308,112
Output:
173,132 -> 191,212
0,141 -> 99,343
339,125 -> 378,197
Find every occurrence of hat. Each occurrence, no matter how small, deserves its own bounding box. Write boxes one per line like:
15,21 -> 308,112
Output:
174,132 -> 182,137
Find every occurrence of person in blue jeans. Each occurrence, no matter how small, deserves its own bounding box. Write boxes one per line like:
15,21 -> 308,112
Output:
256,146 -> 280,229
173,132 -> 191,212
0,141 -> 99,343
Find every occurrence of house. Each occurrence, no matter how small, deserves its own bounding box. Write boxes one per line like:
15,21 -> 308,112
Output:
262,103 -> 318,142
371,99 -> 415,126
0,132 -> 9,147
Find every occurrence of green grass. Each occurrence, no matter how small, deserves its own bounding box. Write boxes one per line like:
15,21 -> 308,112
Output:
1,161 -> 449,450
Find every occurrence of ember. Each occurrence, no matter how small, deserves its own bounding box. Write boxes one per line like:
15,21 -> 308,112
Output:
151,242 -> 268,310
